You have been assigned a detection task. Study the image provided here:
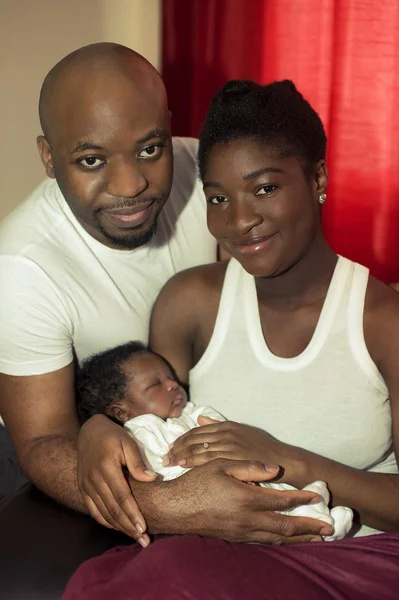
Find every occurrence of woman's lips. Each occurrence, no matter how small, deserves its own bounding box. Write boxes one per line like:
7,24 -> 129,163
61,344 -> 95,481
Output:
103,201 -> 154,228
233,234 -> 277,255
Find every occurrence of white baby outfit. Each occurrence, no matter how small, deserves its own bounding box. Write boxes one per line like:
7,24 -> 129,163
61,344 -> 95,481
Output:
125,403 -> 353,541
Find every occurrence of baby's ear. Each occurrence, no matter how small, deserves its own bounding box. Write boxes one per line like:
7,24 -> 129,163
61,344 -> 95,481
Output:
108,404 -> 129,425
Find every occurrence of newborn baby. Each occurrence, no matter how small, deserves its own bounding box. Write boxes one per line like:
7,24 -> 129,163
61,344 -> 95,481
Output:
76,341 -> 353,541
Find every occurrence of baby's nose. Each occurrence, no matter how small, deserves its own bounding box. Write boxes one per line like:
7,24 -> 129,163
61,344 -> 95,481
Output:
165,378 -> 178,391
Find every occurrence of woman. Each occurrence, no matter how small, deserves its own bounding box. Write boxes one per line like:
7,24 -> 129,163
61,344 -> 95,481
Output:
150,79 -> 399,539
65,80 -> 399,599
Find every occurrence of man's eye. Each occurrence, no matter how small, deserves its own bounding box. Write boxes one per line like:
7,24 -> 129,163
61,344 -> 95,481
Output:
138,145 -> 163,159
78,157 -> 104,170
208,196 -> 229,205
256,185 -> 277,195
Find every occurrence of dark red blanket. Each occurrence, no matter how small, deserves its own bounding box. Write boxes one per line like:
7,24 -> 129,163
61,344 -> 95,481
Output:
62,532 -> 399,599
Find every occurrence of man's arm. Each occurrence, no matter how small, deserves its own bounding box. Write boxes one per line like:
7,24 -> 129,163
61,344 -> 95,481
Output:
0,257 -> 153,541
0,365 -> 83,511
0,367 -> 154,542
130,458 -> 332,544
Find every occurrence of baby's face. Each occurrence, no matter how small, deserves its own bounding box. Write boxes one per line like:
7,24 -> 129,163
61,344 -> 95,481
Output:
113,352 -> 187,423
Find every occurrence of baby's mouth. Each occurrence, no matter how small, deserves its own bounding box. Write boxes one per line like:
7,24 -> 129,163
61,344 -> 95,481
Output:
172,393 -> 184,408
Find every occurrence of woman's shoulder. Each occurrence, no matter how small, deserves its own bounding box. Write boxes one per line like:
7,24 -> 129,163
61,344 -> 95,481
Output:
159,260 -> 229,298
365,274 -> 399,317
364,274 -> 399,369
151,261 -> 229,330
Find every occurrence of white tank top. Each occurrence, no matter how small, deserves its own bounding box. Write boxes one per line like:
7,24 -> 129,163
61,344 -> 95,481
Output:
189,257 -> 397,536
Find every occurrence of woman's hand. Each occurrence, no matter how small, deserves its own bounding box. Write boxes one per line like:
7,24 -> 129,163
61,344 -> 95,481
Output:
165,417 -> 289,473
78,414 -> 158,546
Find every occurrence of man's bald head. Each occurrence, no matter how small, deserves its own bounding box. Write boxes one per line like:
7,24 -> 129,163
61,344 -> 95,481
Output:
36,42 -> 173,251
39,42 -> 167,142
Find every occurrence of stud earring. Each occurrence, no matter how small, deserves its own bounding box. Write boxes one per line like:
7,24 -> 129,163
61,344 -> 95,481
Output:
319,193 -> 327,204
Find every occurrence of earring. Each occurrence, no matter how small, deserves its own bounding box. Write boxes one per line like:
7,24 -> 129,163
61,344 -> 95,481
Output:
319,193 -> 327,204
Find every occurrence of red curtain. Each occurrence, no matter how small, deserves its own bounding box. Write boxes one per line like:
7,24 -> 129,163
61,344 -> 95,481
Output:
162,0 -> 399,282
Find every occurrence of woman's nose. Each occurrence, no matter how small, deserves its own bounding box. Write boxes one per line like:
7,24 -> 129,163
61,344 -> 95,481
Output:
228,199 -> 263,236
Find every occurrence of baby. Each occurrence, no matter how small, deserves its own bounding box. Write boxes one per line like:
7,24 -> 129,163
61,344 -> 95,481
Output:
76,341 -> 353,541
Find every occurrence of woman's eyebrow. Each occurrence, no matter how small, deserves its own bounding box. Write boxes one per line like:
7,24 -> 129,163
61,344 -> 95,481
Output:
243,167 -> 285,180
203,167 -> 285,189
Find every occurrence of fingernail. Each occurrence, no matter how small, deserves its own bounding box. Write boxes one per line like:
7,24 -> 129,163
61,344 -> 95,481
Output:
178,459 -> 187,466
144,469 -> 157,476
320,526 -> 333,535
309,495 -> 322,504
264,464 -> 280,473
310,536 -> 322,543
138,536 -> 148,548
135,523 -> 144,535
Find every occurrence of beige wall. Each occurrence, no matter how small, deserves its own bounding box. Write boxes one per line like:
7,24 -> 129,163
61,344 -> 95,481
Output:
0,0 -> 161,221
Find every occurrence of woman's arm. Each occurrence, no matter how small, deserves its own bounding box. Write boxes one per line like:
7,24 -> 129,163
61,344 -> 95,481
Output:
150,270 -> 196,384
149,264 -> 222,383
287,280 -> 399,531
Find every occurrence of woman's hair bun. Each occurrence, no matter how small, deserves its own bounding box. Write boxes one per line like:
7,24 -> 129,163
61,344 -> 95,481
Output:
221,80 -> 253,97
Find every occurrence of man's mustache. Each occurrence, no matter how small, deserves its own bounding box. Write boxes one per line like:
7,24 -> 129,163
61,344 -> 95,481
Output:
97,196 -> 163,212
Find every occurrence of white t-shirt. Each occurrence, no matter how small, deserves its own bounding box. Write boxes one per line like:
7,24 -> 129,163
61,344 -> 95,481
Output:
0,137 -> 216,376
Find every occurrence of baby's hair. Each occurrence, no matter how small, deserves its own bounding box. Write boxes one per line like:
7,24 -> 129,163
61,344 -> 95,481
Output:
198,79 -> 326,179
76,341 -> 147,424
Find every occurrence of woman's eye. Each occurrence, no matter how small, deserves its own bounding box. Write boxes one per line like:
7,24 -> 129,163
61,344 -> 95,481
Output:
256,185 -> 277,196
208,196 -> 229,205
78,157 -> 104,170
138,145 -> 163,159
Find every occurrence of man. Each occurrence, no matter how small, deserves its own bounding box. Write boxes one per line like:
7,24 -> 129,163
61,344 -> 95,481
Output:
0,43 -> 325,551
0,42 -> 214,539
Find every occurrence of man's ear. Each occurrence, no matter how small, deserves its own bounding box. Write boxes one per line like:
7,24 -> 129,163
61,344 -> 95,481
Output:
37,135 -> 55,178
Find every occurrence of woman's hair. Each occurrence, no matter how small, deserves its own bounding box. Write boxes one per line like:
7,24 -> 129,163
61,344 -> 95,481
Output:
198,79 -> 326,179
76,341 -> 147,424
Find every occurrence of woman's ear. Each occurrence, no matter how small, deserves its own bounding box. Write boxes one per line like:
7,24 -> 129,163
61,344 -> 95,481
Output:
314,159 -> 328,195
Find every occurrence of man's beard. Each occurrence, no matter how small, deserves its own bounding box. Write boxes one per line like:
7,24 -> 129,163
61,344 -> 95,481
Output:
93,195 -> 167,250
95,218 -> 159,250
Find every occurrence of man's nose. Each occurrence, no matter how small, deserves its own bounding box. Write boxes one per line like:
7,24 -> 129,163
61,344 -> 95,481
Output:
106,160 -> 149,198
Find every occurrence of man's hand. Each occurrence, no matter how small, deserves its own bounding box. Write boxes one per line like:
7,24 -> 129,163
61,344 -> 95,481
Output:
78,415 -> 157,546
131,458 -> 333,544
